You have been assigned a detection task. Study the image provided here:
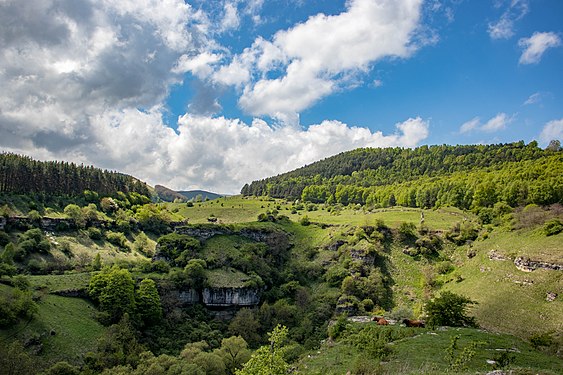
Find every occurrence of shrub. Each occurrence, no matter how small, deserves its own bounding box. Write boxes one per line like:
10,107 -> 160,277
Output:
87,227 -> 103,240
397,222 -> 417,244
425,291 -> 476,328
543,218 -> 563,236
106,231 -> 129,250
299,215 -> 311,226
0,231 -> 10,247
436,261 -> 455,275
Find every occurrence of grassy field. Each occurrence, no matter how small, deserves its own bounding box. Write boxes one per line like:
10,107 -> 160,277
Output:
165,197 -> 471,231
297,324 -> 563,375
0,284 -> 105,370
444,229 -> 563,340
28,272 -> 92,293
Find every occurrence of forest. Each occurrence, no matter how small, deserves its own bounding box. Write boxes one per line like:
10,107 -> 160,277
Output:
242,141 -> 563,211
0,153 -> 150,197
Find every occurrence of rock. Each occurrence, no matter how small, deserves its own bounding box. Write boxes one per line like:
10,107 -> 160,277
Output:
202,287 -> 260,307
489,250 -> 507,261
467,249 -> 476,259
327,240 -> 346,251
514,257 -> 563,272
546,291 -> 558,302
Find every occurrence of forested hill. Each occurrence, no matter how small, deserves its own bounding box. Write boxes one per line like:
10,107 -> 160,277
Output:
241,141 -> 563,209
0,152 -> 150,197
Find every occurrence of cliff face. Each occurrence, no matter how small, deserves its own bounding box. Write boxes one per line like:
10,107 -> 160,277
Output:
202,287 -> 261,307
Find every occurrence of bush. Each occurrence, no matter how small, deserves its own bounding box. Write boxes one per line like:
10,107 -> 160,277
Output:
0,231 -> 10,247
106,231 -> 129,250
299,215 -> 311,226
543,218 -> 563,236
436,261 -> 455,275
425,291 -> 476,328
397,222 -> 417,244
87,227 -> 103,240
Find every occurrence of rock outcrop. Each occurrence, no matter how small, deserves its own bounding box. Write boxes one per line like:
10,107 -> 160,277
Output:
514,257 -> 563,272
202,287 -> 260,307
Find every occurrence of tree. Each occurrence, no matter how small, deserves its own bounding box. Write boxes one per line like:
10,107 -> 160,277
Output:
217,336 -> 251,375
236,325 -> 289,375
425,291 -> 476,328
64,204 -> 85,228
184,259 -> 208,289
0,341 -> 34,375
135,278 -> 162,326
89,266 -> 136,323
44,361 -> 80,375
229,309 -> 261,348
546,139 -> 561,151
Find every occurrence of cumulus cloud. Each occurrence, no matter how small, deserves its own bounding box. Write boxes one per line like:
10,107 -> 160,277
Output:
459,113 -> 512,134
0,0 -> 431,194
539,119 -> 563,144
518,32 -> 561,64
221,2 -> 240,32
162,115 -> 430,193
459,117 -> 480,134
488,0 -> 529,40
214,0 -> 424,121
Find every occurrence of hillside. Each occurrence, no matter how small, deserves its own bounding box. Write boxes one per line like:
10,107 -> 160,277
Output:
178,190 -> 223,201
242,142 -> 563,209
154,184 -> 189,202
1,148 -> 562,374
0,152 -> 149,197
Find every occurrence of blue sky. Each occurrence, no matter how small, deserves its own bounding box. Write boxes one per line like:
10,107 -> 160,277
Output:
0,0 -> 562,193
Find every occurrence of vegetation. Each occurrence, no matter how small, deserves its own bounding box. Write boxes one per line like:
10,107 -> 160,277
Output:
1,147 -> 562,374
0,152 -> 149,197
243,142 -> 563,211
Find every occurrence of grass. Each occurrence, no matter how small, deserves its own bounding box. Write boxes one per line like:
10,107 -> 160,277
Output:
0,284 -> 105,370
28,272 -> 91,293
206,268 -> 251,288
296,323 -> 563,375
165,197 -> 470,231
444,229 -> 563,340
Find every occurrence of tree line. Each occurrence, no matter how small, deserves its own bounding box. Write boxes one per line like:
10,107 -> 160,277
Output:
241,141 -> 563,209
0,152 -> 150,197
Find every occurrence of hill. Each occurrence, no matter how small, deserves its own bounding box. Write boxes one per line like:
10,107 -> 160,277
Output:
1,147 -> 562,374
154,184 -> 189,202
0,152 -> 150,197
177,190 -> 223,201
241,142 -> 563,210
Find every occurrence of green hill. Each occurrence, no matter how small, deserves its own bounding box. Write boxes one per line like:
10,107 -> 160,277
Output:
242,142 -> 563,211
1,146 -> 562,374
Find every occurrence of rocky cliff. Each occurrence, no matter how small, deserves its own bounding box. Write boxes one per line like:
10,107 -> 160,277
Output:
202,287 -> 261,307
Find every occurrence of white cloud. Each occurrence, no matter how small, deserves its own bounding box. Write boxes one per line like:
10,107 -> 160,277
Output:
488,0 -> 529,40
459,113 -> 511,134
0,0 -> 431,194
214,0 -> 424,121
539,119 -> 563,144
482,113 -> 510,132
518,32 -> 561,64
459,117 -> 480,134
221,2 -> 240,32
173,52 -> 222,78
524,92 -> 541,105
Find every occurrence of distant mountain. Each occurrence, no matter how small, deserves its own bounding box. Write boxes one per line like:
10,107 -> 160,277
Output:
177,190 -> 223,201
154,184 -> 189,202
154,185 -> 224,202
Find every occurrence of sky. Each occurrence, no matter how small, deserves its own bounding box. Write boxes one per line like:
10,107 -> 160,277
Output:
0,0 -> 562,194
